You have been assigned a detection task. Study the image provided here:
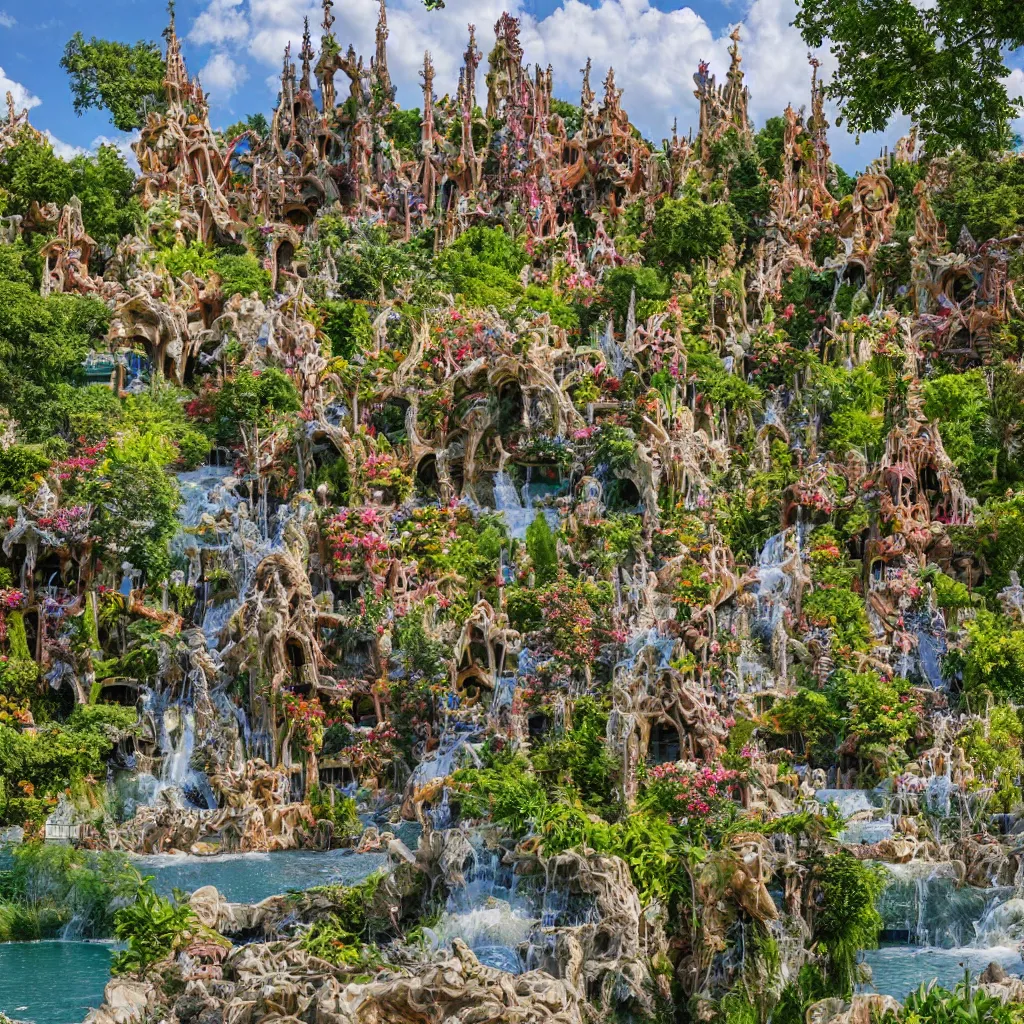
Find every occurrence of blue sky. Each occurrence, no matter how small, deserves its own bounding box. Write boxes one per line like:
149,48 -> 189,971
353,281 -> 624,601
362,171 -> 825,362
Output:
0,0 -> 971,171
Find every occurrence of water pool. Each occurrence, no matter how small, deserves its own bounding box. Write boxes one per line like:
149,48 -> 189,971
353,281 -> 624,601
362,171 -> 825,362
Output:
0,941 -> 112,1024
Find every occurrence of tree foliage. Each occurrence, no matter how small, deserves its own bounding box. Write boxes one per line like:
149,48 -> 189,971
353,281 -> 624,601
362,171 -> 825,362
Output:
60,33 -> 166,132
795,0 -> 1024,155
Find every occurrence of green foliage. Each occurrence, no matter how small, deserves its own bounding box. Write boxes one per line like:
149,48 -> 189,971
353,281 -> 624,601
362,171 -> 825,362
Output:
812,852 -> 886,996
645,184 -> 735,276
0,705 -> 136,826
213,367 -> 300,443
795,0 -> 1024,155
61,385 -> 210,467
594,424 -> 639,472
955,610 -> 1024,704
433,226 -> 576,326
110,884 -> 196,977
526,512 -> 558,585
802,587 -> 872,651
0,129 -> 138,250
755,117 -> 786,182
0,241 -> 36,286
551,99 -> 583,138
0,843 -> 144,941
884,972 -> 1024,1024
953,492 -> 1024,602
0,280 -> 110,441
299,873 -> 388,969
224,114 -> 270,143
215,252 -> 271,300
385,108 -> 422,157
306,785 -> 362,840
331,223 -> 420,301
596,266 -> 670,332
323,300 -> 373,360
959,706 -> 1024,809
61,33 -> 166,132
768,671 -> 920,774
453,753 -> 549,834
69,431 -> 181,581
933,153 -> 1024,241
530,696 -> 620,815
0,444 -> 50,496
923,370 -> 998,496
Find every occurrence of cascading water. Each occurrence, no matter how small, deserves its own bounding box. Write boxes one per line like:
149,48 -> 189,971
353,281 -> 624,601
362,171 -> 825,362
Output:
492,470 -> 561,541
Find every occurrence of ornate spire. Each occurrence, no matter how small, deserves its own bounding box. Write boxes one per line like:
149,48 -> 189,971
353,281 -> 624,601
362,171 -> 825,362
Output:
281,40 -> 296,99
162,0 -> 189,108
808,55 -> 832,189
580,58 -> 594,108
372,0 -> 394,113
725,26 -> 750,132
580,58 -> 595,139
300,17 -> 315,93
463,25 -> 480,115
321,0 -> 335,37
421,50 -> 436,147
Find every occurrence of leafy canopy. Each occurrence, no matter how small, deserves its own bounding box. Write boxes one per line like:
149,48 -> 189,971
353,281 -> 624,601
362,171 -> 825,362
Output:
795,0 -> 1024,156
61,33 -> 167,132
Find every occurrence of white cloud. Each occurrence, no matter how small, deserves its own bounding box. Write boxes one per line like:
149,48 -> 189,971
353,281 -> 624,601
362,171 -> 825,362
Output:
44,130 -> 86,160
92,131 -> 142,172
199,51 -> 250,98
189,0 -> 249,47
0,66 -> 40,110
185,0 -> 908,171
0,11 -> 16,28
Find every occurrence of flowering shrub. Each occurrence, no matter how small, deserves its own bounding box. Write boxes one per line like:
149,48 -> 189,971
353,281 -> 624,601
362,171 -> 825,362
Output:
537,578 -> 613,671
641,762 -> 742,830
37,505 -> 93,545
281,693 -> 326,754
325,508 -> 391,578
673,559 -> 714,618
54,441 -> 107,483
339,724 -> 398,774
361,450 -> 412,502
0,694 -> 33,727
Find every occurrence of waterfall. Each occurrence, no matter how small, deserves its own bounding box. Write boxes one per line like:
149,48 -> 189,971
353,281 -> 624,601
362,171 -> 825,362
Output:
493,470 -> 533,540
878,862 -> 1013,948
425,833 -> 538,974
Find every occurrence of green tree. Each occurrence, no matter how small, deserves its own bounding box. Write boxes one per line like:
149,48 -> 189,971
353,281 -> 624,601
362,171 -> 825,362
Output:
110,885 -> 196,977
224,113 -> 270,143
957,610 -> 1024,703
795,0 -> 1023,155
645,186 -> 735,276
0,280 -> 110,441
214,367 -> 301,444
932,152 -> 1024,240
69,432 -> 181,583
322,300 -> 373,360
0,130 -> 138,250
385,108 -> 422,157
526,512 -> 558,585
61,33 -> 166,132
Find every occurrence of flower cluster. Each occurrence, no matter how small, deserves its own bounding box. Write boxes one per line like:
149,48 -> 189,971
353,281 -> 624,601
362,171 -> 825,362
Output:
361,451 -> 412,501
281,693 -> 326,753
0,694 -> 33,728
55,441 -> 107,482
37,505 -> 92,543
645,762 -> 742,822
325,508 -> 391,578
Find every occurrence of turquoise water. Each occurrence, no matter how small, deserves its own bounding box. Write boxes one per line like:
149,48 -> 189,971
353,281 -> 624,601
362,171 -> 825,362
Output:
0,849 -> 389,1024
0,941 -> 112,1024
862,943 -> 1024,999
137,848 -> 388,902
